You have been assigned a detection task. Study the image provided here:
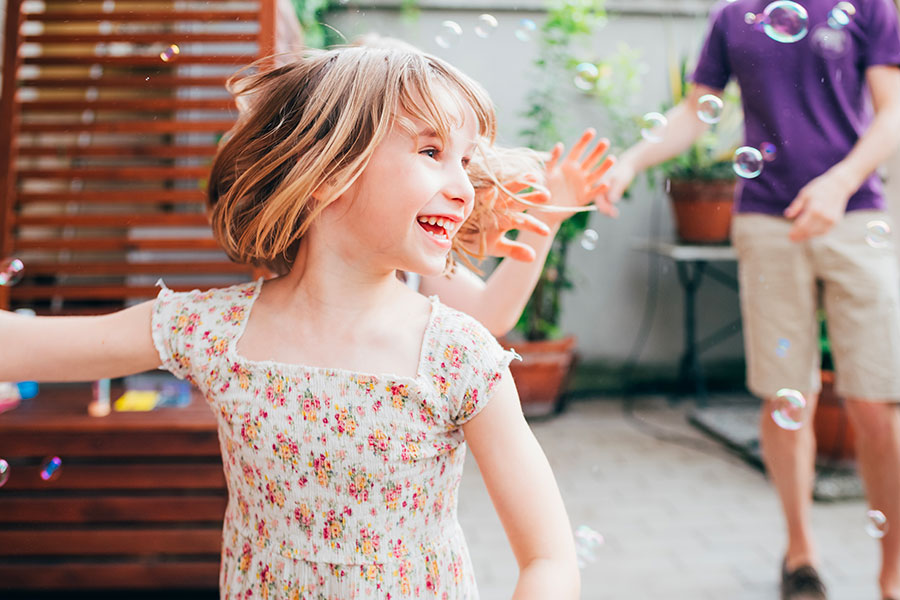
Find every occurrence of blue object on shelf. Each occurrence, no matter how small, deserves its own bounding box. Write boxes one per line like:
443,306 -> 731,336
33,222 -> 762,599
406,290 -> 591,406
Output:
16,381 -> 38,400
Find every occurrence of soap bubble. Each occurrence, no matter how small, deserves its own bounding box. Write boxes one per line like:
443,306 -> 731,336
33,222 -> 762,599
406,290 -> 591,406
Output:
761,1 -> 809,43
0,257 -> 24,286
865,220 -> 892,249
733,146 -> 764,179
776,337 -> 791,358
474,14 -> 498,38
515,19 -> 538,42
0,459 -> 8,488
40,456 -> 62,482
580,229 -> 599,251
828,2 -> 856,29
574,62 -> 600,91
640,112 -> 668,143
574,525 -> 604,568
866,509 -> 888,539
759,142 -> 777,162
811,24 -> 850,59
435,21 -> 463,49
697,94 -> 724,124
771,388 -> 807,431
159,44 -> 180,62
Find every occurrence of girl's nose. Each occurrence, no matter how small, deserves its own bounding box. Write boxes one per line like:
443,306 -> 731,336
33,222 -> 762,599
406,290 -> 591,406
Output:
445,163 -> 475,207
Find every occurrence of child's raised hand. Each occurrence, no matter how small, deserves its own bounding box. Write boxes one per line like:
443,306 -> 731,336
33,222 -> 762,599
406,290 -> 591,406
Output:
541,128 -> 616,224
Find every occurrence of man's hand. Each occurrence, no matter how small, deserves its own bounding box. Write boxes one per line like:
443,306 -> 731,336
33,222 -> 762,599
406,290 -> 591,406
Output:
596,158 -> 636,218
784,170 -> 856,242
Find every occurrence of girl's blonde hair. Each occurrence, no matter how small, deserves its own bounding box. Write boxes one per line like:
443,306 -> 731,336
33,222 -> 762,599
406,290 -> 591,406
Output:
208,46 -> 496,274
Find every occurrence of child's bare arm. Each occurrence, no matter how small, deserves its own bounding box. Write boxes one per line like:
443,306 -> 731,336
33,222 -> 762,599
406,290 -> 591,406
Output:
462,371 -> 580,599
0,301 -> 161,382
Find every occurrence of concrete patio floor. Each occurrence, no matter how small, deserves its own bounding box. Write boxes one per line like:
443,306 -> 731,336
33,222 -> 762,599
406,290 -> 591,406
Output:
459,397 -> 882,600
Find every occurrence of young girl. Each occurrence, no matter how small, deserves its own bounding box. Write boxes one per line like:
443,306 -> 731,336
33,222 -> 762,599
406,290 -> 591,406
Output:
0,47 -> 579,599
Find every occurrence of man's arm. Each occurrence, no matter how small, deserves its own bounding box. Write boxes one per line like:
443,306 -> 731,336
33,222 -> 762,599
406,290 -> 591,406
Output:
786,65 -> 900,241
599,84 -> 722,211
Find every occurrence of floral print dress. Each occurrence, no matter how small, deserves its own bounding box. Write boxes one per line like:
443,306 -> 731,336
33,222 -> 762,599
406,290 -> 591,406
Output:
151,279 -> 517,600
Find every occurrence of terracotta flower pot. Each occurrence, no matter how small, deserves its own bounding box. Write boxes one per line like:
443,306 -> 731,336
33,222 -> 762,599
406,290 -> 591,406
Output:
668,179 -> 736,244
814,369 -> 856,465
503,335 -> 576,418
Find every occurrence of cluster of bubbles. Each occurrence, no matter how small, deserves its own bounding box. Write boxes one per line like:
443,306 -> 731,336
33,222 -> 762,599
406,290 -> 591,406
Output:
745,1 -> 810,44
580,229 -> 599,251
811,2 -> 857,59
159,44 -> 180,63
0,456 -> 64,489
639,94 -> 723,144
866,509 -> 889,539
771,388 -> 807,431
0,257 -> 24,287
865,220 -> 892,249
574,525 -> 604,568
435,15 -> 535,48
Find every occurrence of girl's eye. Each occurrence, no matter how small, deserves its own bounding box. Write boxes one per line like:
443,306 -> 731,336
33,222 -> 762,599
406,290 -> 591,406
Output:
461,157 -> 471,169
421,148 -> 439,159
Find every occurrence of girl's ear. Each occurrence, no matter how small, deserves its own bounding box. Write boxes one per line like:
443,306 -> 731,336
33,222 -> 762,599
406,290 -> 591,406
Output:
311,177 -> 338,202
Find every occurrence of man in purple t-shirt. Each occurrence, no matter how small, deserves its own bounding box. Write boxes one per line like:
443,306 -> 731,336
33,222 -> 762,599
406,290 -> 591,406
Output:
601,1 -> 900,598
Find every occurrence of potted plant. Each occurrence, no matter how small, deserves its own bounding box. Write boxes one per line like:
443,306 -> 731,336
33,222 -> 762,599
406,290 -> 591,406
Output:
658,57 -> 740,244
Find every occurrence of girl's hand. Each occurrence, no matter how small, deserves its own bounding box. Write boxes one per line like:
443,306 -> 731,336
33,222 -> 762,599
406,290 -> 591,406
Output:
478,179 -> 553,263
539,128 -> 616,226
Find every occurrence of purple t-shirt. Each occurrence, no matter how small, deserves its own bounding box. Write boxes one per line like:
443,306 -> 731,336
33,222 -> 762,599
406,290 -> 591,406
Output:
693,0 -> 900,215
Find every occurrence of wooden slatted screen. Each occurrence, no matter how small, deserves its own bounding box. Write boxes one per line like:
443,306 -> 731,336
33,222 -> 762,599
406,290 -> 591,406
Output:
0,0 -> 278,314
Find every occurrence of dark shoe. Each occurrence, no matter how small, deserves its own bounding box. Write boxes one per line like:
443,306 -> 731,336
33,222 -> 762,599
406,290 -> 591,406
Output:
781,560 -> 827,600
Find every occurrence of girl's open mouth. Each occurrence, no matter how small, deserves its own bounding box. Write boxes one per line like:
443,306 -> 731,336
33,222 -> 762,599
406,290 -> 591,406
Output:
417,215 -> 456,242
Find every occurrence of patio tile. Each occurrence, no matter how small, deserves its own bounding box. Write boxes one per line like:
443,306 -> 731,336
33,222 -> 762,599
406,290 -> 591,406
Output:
458,397 -> 878,600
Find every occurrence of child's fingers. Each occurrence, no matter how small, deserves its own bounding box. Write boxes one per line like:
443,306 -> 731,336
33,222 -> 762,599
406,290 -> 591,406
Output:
515,188 -> 551,205
493,237 -> 538,262
544,143 -> 564,172
581,138 -> 611,171
587,156 -> 616,184
567,128 -> 596,163
513,212 -> 552,236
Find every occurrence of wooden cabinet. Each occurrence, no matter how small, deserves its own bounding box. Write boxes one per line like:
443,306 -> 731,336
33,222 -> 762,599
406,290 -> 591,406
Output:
0,384 -> 226,591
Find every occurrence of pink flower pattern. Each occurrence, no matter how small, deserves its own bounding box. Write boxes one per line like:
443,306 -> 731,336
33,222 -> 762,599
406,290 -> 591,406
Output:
152,280 -> 516,599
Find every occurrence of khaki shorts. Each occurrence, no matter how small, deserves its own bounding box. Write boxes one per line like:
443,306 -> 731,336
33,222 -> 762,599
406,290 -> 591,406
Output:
731,211 -> 900,401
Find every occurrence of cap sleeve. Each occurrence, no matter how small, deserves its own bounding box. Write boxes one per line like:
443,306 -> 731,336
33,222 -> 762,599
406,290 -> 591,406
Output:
691,3 -> 731,91
151,283 -> 207,382
427,305 -> 519,426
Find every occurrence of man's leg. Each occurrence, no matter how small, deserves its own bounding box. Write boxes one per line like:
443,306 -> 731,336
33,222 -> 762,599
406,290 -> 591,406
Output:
845,399 -> 900,598
760,392 -> 820,571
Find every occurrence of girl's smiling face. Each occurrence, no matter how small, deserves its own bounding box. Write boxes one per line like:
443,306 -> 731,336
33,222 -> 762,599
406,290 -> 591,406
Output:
320,88 -> 478,277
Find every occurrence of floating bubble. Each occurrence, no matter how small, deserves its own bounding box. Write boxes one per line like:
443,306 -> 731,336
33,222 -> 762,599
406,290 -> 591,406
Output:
866,509 -> 888,539
574,62 -> 600,91
640,112 -> 668,143
474,14 -> 498,38
159,44 -> 180,62
771,388 -> 807,431
811,24 -> 850,59
40,456 -> 62,482
745,11 -> 760,25
580,229 -> 599,251
515,19 -> 538,42
733,146 -> 764,179
759,142 -> 777,162
0,257 -> 24,286
0,459 -> 8,488
759,1 -> 809,43
865,220 -> 892,249
828,2 -> 856,29
697,94 -> 724,124
435,20 -> 463,49
574,525 -> 604,569
776,337 -> 791,358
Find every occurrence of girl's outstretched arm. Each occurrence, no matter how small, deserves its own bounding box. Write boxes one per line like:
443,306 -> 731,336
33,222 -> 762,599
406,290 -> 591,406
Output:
421,128 -> 613,336
462,371 -> 580,599
0,301 -> 161,382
